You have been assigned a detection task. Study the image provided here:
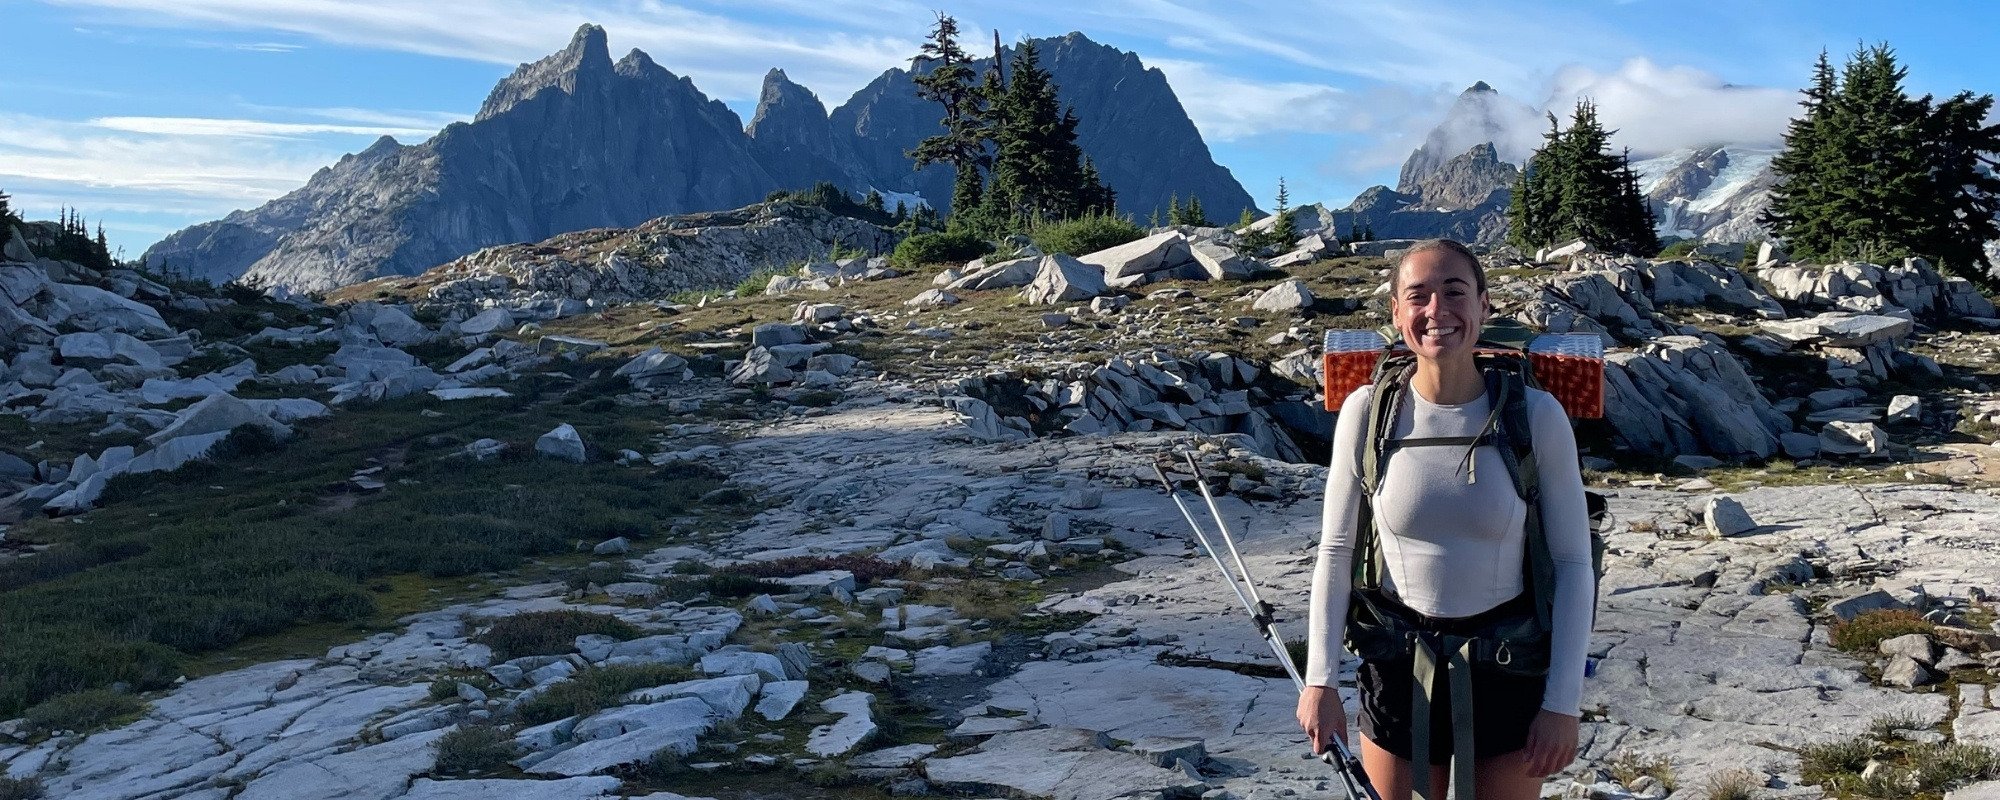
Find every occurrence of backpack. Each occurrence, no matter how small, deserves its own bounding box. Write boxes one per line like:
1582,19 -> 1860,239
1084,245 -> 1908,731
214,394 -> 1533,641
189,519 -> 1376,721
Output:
1331,318 -> 1611,800
1345,318 -> 1609,643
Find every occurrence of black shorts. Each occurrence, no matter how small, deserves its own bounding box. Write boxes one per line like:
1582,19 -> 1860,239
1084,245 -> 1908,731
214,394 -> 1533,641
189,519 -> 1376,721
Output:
1356,592 -> 1546,765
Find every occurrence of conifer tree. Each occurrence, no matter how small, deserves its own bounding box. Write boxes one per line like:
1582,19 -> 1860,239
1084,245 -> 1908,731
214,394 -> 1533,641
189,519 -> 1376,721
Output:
0,187 -> 18,234
1079,156 -> 1115,215
908,14 -> 988,223
1916,91 -> 2000,276
1186,195 -> 1208,227
1166,192 -> 1183,226
1760,51 -> 1841,260
977,38 -> 1111,232
1764,44 -> 2000,282
1270,178 -> 1296,246
1507,102 -> 1658,254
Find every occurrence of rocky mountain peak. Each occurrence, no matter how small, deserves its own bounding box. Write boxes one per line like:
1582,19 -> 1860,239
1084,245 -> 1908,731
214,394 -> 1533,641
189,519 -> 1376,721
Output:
747,68 -> 826,139
613,47 -> 661,76
476,23 -> 614,121
359,135 -> 402,158
1396,81 -> 1539,202
1408,142 -> 1518,210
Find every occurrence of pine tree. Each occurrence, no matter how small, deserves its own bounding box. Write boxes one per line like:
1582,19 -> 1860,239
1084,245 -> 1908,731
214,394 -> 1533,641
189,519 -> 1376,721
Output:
1761,51 -> 1841,260
1916,91 -> 2000,277
978,38 -> 1109,232
1166,192 -> 1183,226
1270,178 -> 1296,247
1763,43 -> 2000,283
908,14 -> 988,223
1186,195 -> 1209,227
865,190 -> 887,215
1506,101 -> 1659,254
0,187 -> 18,235
1078,156 -> 1114,214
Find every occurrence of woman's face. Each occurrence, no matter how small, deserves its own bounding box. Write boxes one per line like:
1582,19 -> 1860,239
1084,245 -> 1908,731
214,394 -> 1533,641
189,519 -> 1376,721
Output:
1391,249 -> 1489,361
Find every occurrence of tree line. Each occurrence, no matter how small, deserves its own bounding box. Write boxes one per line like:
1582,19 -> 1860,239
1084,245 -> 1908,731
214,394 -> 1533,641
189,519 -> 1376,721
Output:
0,188 -> 116,271
1508,44 -> 1998,290
1761,45 -> 2000,282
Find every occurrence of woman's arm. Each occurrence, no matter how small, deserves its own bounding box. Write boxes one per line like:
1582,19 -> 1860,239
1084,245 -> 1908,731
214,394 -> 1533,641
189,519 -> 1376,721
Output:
1529,390 -> 1595,716
1304,385 -> 1372,686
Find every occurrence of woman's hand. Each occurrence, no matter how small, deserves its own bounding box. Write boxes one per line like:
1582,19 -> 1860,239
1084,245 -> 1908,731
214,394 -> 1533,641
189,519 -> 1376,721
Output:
1296,684 -> 1349,755
1522,709 -> 1580,776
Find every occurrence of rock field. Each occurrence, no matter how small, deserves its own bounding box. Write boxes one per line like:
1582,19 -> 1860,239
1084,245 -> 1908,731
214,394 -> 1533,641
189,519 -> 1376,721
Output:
7,219 -> 2000,799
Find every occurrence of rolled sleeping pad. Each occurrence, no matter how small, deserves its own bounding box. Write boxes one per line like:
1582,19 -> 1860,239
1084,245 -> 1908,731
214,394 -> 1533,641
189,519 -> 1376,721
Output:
1320,330 -> 1605,419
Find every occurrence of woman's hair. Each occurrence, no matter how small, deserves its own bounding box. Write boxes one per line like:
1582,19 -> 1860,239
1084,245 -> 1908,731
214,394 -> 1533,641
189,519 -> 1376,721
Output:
1391,238 -> 1486,296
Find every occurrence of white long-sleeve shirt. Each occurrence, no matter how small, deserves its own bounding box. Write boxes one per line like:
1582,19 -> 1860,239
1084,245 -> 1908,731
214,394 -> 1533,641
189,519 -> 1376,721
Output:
1304,382 -> 1595,717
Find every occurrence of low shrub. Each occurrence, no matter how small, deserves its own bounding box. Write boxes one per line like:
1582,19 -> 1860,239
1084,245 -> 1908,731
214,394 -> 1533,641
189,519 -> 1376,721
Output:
801,762 -> 861,788
427,678 -> 462,702
1606,750 -> 1677,793
23,688 -> 145,734
0,776 -> 43,800
733,267 -> 794,298
1030,212 -> 1145,257
1907,742 -> 1999,796
699,572 -> 786,599
890,231 -> 991,269
514,663 -> 696,725
1698,768 -> 1764,800
1799,735 -> 1876,786
1829,609 -> 1934,653
1868,711 -> 1931,742
564,563 -> 632,592
728,555 -> 908,584
432,725 -> 519,776
474,610 -> 641,660
1656,239 -> 1701,260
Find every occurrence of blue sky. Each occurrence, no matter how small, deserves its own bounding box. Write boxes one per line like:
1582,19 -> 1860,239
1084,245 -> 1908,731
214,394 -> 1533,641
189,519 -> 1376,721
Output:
4,0 -> 1996,261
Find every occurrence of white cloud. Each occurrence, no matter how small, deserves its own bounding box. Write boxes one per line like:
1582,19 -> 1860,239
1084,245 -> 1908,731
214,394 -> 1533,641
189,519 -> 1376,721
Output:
0,113 -> 352,211
1539,58 -> 1796,155
90,116 -> 440,140
1145,58 -> 1349,141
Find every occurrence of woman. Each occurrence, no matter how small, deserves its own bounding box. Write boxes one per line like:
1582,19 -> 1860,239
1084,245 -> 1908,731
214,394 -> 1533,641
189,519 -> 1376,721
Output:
1295,239 -> 1594,800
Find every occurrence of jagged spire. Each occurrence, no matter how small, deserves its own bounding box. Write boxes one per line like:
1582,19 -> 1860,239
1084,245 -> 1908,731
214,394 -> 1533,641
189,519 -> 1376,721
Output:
476,23 -> 615,121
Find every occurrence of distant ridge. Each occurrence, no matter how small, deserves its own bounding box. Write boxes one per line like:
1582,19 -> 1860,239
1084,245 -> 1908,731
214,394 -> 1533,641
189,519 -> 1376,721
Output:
144,26 -> 1258,293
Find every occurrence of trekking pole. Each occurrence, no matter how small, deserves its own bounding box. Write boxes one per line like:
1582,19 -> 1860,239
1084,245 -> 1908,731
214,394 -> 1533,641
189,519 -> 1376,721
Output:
1151,458 -> 1381,800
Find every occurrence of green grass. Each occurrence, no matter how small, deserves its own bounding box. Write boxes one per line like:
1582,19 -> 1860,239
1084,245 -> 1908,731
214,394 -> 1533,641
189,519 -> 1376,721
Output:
22,688 -> 146,734
0,387 -> 730,718
1699,769 -> 1764,800
1029,212 -> 1145,257
514,663 -> 698,725
1606,750 -> 1678,793
725,555 -> 910,584
432,725 -> 520,776
1830,609 -> 1935,654
0,776 -> 43,800
1798,724 -> 1999,800
475,610 -> 641,660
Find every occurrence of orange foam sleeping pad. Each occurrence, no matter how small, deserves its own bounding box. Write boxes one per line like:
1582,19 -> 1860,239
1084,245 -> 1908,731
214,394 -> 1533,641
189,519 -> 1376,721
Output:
1321,349 -> 1604,419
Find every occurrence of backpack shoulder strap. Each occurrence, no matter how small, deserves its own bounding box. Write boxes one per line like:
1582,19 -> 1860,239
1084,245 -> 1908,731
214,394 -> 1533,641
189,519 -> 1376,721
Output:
1488,367 -> 1562,632
1352,365 -> 1410,591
